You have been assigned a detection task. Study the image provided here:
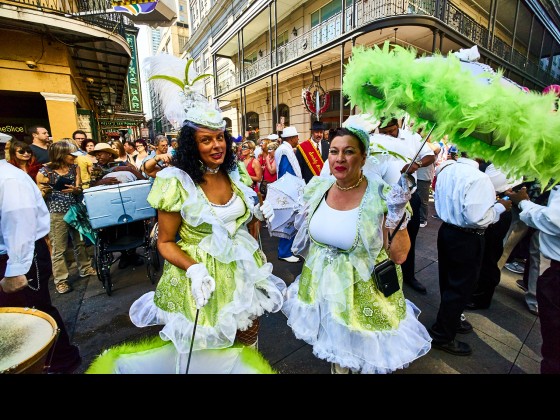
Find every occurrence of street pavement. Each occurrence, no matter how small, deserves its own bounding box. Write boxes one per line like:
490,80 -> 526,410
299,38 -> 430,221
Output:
52,199 -> 542,374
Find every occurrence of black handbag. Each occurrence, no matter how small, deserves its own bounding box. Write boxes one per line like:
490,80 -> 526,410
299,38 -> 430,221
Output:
373,259 -> 400,298
372,213 -> 407,298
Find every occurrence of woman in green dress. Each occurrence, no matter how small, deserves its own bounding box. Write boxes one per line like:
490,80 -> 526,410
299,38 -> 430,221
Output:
129,105 -> 286,364
263,117 -> 431,373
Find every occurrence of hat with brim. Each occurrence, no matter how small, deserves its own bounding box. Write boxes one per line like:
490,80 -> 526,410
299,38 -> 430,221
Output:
281,126 -> 299,138
71,150 -> 86,157
0,133 -> 12,144
485,164 -> 524,194
89,142 -> 119,157
267,134 -> 279,141
311,121 -> 325,131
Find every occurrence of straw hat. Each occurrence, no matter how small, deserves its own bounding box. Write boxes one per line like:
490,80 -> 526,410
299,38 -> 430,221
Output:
89,142 -> 119,157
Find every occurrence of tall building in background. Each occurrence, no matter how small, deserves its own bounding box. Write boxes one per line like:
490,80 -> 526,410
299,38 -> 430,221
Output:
145,0 -> 190,139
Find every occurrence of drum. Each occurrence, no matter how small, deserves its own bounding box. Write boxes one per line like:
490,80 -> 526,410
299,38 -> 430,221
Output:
0,307 -> 59,374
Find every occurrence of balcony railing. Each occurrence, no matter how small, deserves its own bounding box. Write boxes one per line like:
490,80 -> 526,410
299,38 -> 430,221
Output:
1,0 -> 133,38
216,0 -> 557,95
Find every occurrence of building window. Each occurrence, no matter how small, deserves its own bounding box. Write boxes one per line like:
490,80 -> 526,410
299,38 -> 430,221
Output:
244,51 -> 258,64
272,31 -> 289,49
273,104 -> 290,131
245,112 -> 259,141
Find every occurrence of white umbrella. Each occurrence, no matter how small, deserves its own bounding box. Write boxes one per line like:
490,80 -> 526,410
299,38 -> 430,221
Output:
264,173 -> 305,239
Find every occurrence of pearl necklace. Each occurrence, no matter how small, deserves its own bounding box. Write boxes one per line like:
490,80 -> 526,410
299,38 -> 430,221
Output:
335,173 -> 364,191
205,165 -> 220,174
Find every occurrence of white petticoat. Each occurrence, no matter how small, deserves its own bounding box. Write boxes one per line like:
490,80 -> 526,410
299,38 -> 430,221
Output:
282,278 -> 432,374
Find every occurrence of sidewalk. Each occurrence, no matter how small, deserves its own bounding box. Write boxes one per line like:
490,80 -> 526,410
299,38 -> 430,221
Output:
53,200 -> 542,374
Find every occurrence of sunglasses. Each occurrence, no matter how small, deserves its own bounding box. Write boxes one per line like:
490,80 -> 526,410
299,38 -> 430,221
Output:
16,150 -> 32,155
267,148 -> 275,151
241,146 -> 249,150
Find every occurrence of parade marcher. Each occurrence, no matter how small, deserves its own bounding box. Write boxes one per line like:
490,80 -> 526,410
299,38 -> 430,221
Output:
295,120 -> 330,183
274,126 -> 303,263
261,117 -> 431,374
506,184 -> 560,374
0,151 -> 82,374
370,118 -> 436,294
127,90 -> 286,370
466,162 -> 521,310
429,152 -> 512,356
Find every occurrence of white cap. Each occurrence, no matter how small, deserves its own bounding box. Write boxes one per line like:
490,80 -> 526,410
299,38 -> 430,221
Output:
485,163 -> 523,193
281,126 -> 299,138
0,133 -> 12,144
267,133 -> 279,141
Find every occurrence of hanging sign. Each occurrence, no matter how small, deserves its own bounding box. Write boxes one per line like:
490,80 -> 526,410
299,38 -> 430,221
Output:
125,31 -> 143,113
111,0 -> 158,15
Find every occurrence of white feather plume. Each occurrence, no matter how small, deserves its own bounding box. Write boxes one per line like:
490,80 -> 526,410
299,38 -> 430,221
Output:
143,54 -> 205,126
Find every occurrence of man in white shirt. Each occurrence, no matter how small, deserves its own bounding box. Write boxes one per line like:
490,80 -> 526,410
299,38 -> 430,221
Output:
273,126 -> 303,263
370,118 -> 436,294
507,184 -> 560,374
429,153 -> 512,356
467,162 -> 522,311
0,157 -> 82,373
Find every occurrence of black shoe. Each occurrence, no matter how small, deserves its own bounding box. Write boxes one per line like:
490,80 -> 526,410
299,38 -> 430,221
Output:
465,301 -> 489,310
516,279 -> 528,292
405,278 -> 427,295
457,319 -> 473,334
431,339 -> 472,356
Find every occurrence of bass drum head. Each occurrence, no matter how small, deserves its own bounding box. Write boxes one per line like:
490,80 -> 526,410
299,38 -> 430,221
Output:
0,307 -> 59,374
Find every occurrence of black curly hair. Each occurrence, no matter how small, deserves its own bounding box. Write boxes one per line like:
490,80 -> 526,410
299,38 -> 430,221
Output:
174,123 -> 237,185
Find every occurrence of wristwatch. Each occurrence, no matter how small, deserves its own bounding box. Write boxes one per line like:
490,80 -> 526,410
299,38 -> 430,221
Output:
414,159 -> 423,168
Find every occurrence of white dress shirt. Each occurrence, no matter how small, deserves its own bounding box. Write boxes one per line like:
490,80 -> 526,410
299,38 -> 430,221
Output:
434,157 -> 505,229
369,128 -> 435,192
519,186 -> 560,261
0,160 -> 50,276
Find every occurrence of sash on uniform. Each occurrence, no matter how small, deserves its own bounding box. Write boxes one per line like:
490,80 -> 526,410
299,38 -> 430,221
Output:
297,140 -> 324,177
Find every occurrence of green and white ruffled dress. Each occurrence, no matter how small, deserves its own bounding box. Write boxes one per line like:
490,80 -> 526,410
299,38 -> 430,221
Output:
130,167 -> 286,355
283,175 -> 431,374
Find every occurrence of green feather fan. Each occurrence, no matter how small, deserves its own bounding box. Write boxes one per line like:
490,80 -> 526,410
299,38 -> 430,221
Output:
343,42 -> 560,187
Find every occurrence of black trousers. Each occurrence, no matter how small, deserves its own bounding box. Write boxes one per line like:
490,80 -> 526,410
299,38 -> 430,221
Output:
0,237 -> 81,372
401,191 -> 421,283
537,259 -> 560,374
470,211 -> 512,308
431,223 -> 485,342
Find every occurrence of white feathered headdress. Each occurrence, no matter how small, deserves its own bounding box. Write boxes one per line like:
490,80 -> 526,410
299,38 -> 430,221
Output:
144,54 -> 225,130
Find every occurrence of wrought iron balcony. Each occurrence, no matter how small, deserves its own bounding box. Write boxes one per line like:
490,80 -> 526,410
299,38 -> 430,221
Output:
216,0 -> 557,95
0,0 -> 133,37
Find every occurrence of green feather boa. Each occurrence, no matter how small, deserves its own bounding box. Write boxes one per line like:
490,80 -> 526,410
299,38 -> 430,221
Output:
343,42 -> 560,187
85,335 -> 276,374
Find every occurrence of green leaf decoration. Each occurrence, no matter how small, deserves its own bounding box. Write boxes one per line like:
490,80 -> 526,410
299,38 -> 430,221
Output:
148,75 -> 185,90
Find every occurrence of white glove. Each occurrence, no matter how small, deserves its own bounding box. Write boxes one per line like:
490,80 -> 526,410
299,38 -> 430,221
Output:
186,264 -> 216,309
253,203 -> 265,221
385,174 -> 412,230
261,200 -> 275,223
